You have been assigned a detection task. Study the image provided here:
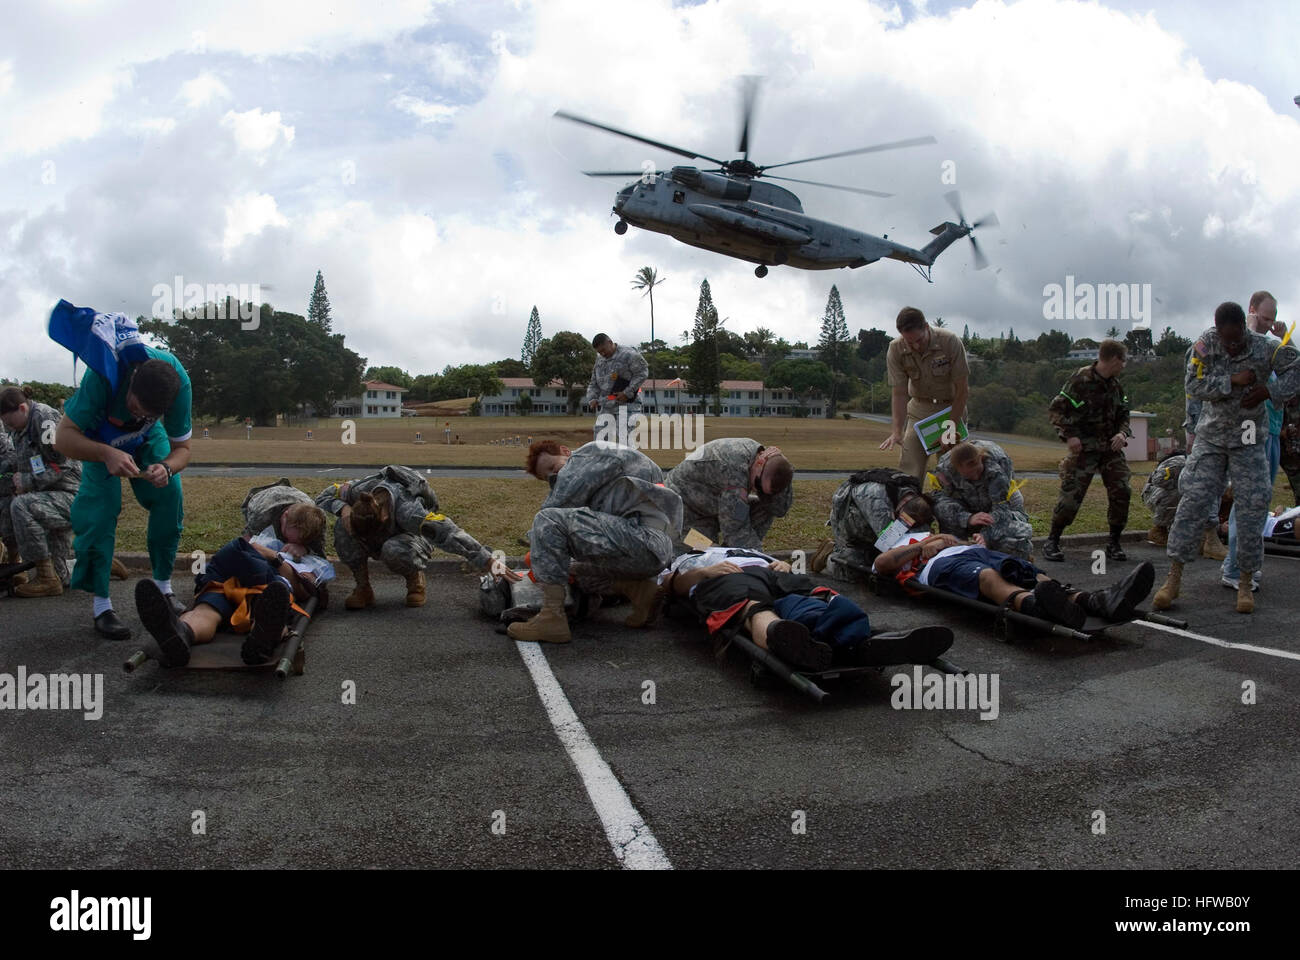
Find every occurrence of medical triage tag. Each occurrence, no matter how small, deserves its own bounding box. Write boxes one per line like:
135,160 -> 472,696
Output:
29,456 -> 46,475
874,517 -> 913,553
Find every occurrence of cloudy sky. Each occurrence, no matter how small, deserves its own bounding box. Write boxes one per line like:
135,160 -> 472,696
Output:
2,0 -> 1298,384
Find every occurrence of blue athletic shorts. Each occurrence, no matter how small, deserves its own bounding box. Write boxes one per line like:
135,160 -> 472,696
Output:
923,547 -> 1039,599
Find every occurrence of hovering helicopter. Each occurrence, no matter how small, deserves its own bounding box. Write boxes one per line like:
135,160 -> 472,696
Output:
556,80 -> 996,279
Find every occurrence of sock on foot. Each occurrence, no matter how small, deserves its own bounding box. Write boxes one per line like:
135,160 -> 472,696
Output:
152,578 -> 173,595
93,596 -> 113,617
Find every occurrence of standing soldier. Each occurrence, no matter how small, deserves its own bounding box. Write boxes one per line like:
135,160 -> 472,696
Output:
879,306 -> 970,483
0,386 -> 83,596
1043,338 -> 1132,563
584,333 -> 648,434
665,437 -> 793,549
932,440 -> 1034,558
512,439 -> 683,643
316,465 -> 516,609
1154,302 -> 1300,614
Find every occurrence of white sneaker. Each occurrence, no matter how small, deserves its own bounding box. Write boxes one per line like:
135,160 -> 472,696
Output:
1220,576 -> 1260,592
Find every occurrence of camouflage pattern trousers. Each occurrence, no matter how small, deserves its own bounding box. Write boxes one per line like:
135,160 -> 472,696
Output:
1281,442 -> 1300,507
529,506 -> 673,585
1051,447 -> 1131,530
0,490 -> 74,582
333,519 -> 432,576
1169,440 -> 1269,572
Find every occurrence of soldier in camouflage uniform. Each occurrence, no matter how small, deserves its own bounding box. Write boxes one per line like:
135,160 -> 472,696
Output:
511,439 -> 683,643
584,334 -> 648,431
1044,339 -> 1133,563
242,479 -> 327,557
812,468 -> 936,582
1279,393 -> 1300,506
664,437 -> 793,550
1139,451 -> 1227,557
316,464 -> 513,610
1154,302 -> 1300,614
933,440 -> 1034,559
0,424 -> 14,569
0,388 -> 81,596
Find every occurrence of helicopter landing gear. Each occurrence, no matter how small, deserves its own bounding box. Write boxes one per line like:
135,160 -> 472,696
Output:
754,264 -> 768,278
614,220 -> 628,235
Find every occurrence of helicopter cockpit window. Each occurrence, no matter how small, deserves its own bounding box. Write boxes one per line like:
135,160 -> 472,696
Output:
672,190 -> 685,204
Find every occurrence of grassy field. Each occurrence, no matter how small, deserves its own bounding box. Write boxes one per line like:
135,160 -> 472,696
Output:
192,415 -> 1078,472
110,470 -> 1300,557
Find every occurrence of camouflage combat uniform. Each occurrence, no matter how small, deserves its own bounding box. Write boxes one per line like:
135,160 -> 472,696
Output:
0,426 -> 16,563
823,469 -> 925,582
1279,394 -> 1300,506
664,437 -> 792,549
1141,454 -> 1185,528
0,401 -> 80,582
583,343 -> 649,419
933,440 -> 1033,558
1048,362 -> 1132,531
1183,344 -> 1202,440
242,479 -> 326,557
529,441 -> 682,584
315,465 -> 493,574
1167,329 -> 1300,572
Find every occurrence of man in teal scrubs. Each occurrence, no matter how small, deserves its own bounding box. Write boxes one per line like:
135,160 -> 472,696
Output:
56,351 -> 192,640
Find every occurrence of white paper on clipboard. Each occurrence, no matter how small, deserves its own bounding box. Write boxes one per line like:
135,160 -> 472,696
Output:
873,517 -> 913,553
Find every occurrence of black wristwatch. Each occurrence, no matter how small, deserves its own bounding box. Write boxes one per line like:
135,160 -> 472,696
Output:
163,462 -> 175,480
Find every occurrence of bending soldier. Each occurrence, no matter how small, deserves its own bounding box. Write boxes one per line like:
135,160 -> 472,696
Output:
1139,450 -> 1225,558
665,437 -> 793,549
932,440 -> 1033,559
812,467 -> 936,581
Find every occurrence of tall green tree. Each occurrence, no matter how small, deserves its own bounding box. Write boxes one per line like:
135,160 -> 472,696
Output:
0,379 -> 76,408
363,366 -> 413,389
522,306 -> 542,366
766,359 -> 832,416
857,327 -> 890,361
962,323 -> 970,345
630,267 -> 666,408
687,279 -> 721,413
531,331 -> 597,414
817,284 -> 853,416
307,270 -> 332,332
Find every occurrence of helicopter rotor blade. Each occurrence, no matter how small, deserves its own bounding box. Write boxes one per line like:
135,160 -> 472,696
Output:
554,110 -> 728,165
581,170 -> 654,177
737,75 -> 761,160
969,235 -> 989,271
972,211 -> 999,230
763,174 -> 893,198
944,189 -> 966,223
760,136 -> 937,172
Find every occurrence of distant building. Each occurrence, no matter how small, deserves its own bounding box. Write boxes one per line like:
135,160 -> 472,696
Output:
477,377 -> 823,417
332,380 -> 409,418
783,348 -> 819,361
1064,348 -> 1100,361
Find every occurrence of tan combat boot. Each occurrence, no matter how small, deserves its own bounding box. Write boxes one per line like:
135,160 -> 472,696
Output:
1153,560 -> 1183,610
345,560 -> 376,610
507,584 -> 571,643
110,557 -> 130,580
14,558 -> 62,597
810,538 -> 834,573
1236,574 -> 1255,614
1200,527 -> 1227,561
405,570 -> 426,607
614,578 -> 663,628
1146,525 -> 1167,547
2,539 -> 27,585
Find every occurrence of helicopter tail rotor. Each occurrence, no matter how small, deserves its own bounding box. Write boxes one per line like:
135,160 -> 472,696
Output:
944,190 -> 998,270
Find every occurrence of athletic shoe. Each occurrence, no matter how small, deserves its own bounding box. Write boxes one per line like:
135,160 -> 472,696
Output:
853,625 -> 954,667
764,620 -> 832,672
242,580 -> 292,665
1220,576 -> 1259,592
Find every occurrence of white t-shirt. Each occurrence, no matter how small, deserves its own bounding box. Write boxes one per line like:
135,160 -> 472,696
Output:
658,546 -> 776,593
871,533 -> 977,584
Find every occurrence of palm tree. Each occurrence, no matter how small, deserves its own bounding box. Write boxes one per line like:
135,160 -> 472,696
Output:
631,266 -> 666,412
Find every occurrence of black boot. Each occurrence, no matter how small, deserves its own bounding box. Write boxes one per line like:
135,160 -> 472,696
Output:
853,625 -> 954,667
764,619 -> 832,672
135,579 -> 193,666
242,580 -> 292,665
1021,579 -> 1086,628
1079,561 -> 1155,621
93,609 -> 133,642
1105,525 -> 1127,561
1041,537 -> 1064,562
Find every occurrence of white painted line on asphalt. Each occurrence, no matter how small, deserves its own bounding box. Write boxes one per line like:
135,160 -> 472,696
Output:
1133,620 -> 1300,662
514,641 -> 672,870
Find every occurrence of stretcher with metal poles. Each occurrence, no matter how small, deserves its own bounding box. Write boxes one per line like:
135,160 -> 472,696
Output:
1263,535 -> 1300,559
123,594 -> 321,678
867,573 -> 1187,642
0,561 -> 36,596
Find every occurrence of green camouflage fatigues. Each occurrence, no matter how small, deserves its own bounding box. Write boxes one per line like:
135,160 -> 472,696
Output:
1167,328 -> 1300,571
933,440 -> 1033,558
316,465 -> 493,575
1,401 -> 80,582
242,479 -> 326,557
1048,363 -> 1132,530
664,437 -> 792,549
584,344 -> 649,418
823,470 -> 925,582
529,441 -> 682,584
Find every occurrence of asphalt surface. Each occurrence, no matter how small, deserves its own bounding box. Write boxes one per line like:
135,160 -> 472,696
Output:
2,542 -> 1298,869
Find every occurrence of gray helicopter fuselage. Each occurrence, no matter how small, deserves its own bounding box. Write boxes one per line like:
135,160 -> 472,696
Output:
611,167 -> 943,270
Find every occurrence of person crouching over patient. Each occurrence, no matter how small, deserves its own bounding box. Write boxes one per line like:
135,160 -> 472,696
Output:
133,504 -> 332,667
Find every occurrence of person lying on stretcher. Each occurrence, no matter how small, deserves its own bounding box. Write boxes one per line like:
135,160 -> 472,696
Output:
134,504 -> 334,667
659,546 -> 953,673
871,531 -> 1154,629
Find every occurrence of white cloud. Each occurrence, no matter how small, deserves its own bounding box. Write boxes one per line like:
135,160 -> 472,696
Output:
391,94 -> 458,124
0,60 -> 13,98
222,192 -> 289,257
178,72 -> 231,109
133,116 -> 176,136
220,108 -> 295,159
